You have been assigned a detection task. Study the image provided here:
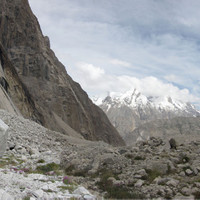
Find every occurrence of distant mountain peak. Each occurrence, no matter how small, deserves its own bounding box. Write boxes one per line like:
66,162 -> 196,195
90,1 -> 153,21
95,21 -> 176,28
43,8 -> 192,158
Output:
92,89 -> 200,144
93,89 -> 200,114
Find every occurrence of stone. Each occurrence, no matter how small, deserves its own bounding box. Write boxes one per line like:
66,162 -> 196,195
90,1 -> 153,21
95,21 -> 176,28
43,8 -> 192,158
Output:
174,193 -> 195,200
32,189 -> 44,198
153,177 -> 170,185
180,171 -> 186,176
136,169 -> 147,177
83,194 -> 96,200
0,189 -> 14,200
194,182 -> 200,188
185,169 -> 193,176
191,166 -> 198,175
181,187 -> 191,196
166,179 -> 179,187
73,186 -> 92,196
0,119 -> 8,157
147,161 -> 168,175
169,138 -> 177,150
135,179 -> 144,187
7,142 -> 15,150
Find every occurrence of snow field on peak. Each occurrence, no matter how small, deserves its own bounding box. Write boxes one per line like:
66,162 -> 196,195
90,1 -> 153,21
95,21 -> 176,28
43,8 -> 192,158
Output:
92,88 -> 199,113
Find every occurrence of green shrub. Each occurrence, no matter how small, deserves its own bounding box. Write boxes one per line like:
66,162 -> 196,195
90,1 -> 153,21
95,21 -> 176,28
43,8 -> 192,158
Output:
36,162 -> 60,174
125,154 -> 134,159
23,196 -> 30,200
58,185 -> 77,193
96,168 -> 143,199
134,156 -> 145,160
194,191 -> 200,200
64,165 -> 75,175
37,159 -> 45,163
146,169 -> 161,183
64,165 -> 88,177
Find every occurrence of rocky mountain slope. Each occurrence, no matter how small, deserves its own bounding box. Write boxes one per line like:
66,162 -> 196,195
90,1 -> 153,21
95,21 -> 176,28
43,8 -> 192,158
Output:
125,116 -> 200,146
94,89 -> 200,144
0,0 -> 124,146
0,109 -> 97,199
1,109 -> 200,199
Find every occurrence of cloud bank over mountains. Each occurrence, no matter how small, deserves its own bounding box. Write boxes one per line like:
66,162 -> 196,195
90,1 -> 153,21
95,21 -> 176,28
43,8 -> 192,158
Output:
29,0 -> 200,106
72,62 -> 199,105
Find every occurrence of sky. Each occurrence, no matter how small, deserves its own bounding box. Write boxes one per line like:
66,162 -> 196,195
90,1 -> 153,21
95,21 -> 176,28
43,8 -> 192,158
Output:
29,0 -> 200,106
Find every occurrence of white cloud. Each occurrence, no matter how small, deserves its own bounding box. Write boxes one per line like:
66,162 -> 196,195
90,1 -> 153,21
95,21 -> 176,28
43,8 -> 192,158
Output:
71,62 -> 200,104
76,62 -> 105,80
110,59 -> 131,67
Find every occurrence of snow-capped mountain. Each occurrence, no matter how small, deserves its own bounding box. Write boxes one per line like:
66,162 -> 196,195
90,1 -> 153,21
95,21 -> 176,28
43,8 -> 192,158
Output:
94,89 -> 198,113
92,89 -> 200,142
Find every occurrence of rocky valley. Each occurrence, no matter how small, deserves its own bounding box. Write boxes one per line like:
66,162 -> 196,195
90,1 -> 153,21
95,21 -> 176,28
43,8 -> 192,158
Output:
1,109 -> 200,199
0,0 -> 200,200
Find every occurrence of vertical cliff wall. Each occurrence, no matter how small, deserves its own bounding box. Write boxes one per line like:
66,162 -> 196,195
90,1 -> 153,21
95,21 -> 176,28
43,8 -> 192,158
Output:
0,0 -> 124,146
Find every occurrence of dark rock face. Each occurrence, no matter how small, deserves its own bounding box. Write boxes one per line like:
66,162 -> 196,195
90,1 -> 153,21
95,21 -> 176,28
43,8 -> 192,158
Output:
0,0 -> 124,146
0,43 -> 43,122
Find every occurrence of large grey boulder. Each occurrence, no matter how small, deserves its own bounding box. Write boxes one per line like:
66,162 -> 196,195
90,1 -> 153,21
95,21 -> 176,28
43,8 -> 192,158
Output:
0,119 -> 8,156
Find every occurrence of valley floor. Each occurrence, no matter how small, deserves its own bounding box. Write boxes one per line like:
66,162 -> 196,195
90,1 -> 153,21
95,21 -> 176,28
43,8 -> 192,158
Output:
0,109 -> 200,199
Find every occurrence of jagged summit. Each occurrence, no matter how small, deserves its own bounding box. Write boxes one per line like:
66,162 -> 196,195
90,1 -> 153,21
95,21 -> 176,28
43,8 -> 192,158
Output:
94,88 -> 199,115
93,89 -> 200,143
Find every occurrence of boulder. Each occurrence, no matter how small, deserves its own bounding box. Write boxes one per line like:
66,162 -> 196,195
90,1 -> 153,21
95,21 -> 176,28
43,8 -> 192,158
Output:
0,119 -> 8,157
0,189 -> 14,200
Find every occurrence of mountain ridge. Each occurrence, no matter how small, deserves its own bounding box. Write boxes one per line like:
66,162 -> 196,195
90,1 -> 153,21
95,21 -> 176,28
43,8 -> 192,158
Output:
93,88 -> 200,143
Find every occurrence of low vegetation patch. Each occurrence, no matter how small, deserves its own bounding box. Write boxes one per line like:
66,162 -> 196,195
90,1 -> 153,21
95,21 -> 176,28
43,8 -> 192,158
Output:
134,155 -> 145,160
37,159 -> 45,163
0,155 -> 17,168
35,162 -> 60,175
64,164 -> 88,177
95,168 -> 143,199
23,196 -> 31,200
145,169 -> 161,183
58,185 -> 77,193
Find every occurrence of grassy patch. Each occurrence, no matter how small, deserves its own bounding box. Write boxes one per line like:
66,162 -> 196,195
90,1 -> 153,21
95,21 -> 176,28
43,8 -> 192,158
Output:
58,185 -> 77,193
43,189 -> 54,193
134,155 -> 145,160
37,159 -> 45,163
35,162 -> 60,175
95,168 -> 143,199
64,165 -> 75,175
64,165 -> 88,177
23,196 -> 31,200
145,169 -> 161,183
0,156 -> 17,168
125,153 -> 134,159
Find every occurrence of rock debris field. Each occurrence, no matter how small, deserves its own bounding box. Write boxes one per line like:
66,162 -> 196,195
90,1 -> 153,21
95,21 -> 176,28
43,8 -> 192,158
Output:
0,109 -> 96,200
0,109 -> 200,199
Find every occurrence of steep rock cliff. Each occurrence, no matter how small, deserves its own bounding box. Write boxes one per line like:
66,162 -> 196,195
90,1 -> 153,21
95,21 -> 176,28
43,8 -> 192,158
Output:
0,0 -> 124,146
